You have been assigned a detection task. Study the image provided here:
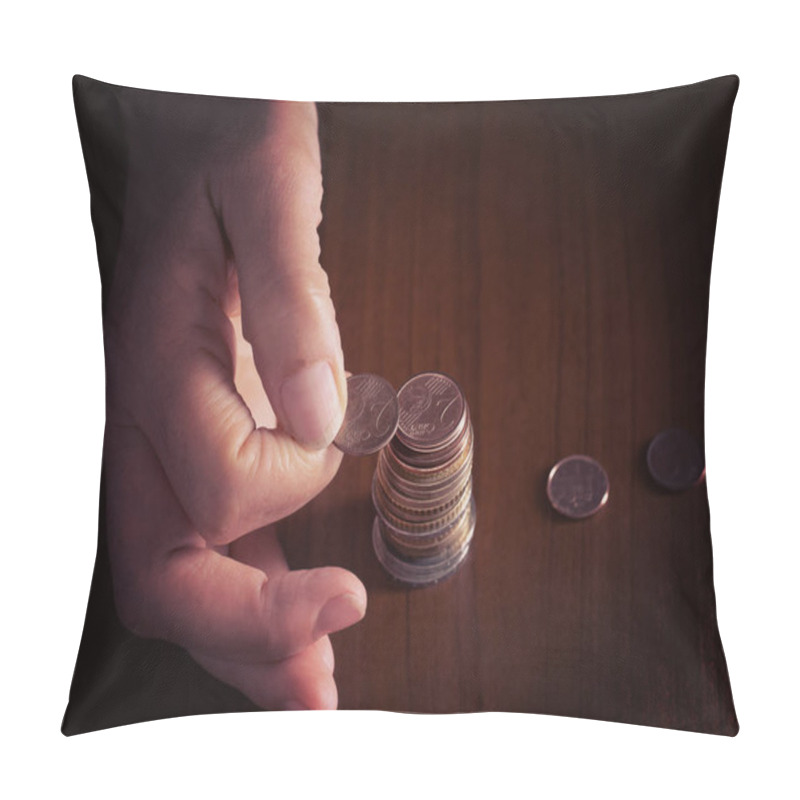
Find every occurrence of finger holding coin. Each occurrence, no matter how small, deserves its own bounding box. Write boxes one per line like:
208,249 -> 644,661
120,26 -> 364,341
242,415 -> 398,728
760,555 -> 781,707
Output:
334,374 -> 399,456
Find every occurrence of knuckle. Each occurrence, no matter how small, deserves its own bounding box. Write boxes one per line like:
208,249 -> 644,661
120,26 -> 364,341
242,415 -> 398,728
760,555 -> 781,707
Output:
242,272 -> 336,356
191,491 -> 241,545
261,135 -> 319,183
183,460 -> 244,544
260,571 -> 312,657
255,139 -> 323,219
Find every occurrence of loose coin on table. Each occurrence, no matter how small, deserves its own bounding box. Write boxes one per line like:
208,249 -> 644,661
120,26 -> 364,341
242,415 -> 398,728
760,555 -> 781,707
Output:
646,428 -> 705,491
333,374 -> 399,456
371,372 -> 476,586
547,455 -> 609,519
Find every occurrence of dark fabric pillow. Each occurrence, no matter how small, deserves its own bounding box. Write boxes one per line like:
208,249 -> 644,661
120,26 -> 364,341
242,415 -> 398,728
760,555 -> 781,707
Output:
64,75 -> 739,735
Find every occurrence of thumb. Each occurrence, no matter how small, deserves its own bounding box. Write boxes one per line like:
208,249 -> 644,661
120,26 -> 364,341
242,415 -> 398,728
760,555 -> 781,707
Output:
222,100 -> 346,450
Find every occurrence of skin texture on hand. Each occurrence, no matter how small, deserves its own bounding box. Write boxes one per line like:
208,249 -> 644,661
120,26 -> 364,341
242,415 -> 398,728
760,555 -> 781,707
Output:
102,93 -> 365,711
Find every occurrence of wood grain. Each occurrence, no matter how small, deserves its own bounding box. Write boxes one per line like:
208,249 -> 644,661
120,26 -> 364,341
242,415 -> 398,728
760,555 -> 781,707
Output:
279,82 -> 739,734
64,77 -> 739,736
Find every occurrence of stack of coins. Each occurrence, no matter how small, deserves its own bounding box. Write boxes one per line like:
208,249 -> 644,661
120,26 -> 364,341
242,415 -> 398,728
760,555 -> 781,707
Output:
371,372 -> 475,586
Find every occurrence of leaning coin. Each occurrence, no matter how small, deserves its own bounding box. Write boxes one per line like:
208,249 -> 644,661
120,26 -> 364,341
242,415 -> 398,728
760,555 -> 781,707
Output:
547,455 -> 610,519
334,373 -> 399,456
646,428 -> 705,491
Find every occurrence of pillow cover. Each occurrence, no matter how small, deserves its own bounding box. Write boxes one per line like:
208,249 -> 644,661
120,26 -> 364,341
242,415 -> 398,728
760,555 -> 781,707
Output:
64,74 -> 739,735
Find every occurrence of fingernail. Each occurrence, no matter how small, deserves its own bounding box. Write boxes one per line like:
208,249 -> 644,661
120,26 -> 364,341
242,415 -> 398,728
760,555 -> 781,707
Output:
280,361 -> 344,449
313,592 -> 366,639
283,700 -> 309,711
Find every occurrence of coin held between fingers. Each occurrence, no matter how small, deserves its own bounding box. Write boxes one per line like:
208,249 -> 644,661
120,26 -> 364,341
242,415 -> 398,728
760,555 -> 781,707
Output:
333,374 -> 399,456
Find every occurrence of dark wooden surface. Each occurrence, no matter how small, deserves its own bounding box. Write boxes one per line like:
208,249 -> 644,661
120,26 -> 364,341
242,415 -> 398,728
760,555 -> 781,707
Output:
280,84 -> 738,734
64,78 -> 739,736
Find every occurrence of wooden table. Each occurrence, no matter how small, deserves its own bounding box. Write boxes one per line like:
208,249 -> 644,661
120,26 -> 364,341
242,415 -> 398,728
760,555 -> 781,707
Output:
279,96 -> 737,733
64,83 -> 738,736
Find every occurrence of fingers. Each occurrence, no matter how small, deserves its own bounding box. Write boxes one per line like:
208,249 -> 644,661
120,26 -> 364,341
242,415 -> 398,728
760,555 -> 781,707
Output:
150,327 -> 344,542
229,527 -> 335,674
112,100 -> 346,541
155,551 -> 366,662
230,312 -> 277,430
220,101 -> 347,451
146,332 -> 344,543
317,633 -> 335,673
118,184 -> 344,543
194,638 -> 338,711
106,422 -> 366,662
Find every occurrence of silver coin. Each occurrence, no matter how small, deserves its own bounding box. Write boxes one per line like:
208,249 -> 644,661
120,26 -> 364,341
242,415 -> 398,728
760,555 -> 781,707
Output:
547,455 -> 609,519
334,374 -> 399,456
646,428 -> 705,491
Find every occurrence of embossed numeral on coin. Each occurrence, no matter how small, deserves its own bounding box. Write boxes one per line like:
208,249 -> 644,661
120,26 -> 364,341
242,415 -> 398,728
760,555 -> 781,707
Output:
435,394 -> 460,425
396,372 -> 466,449
371,398 -> 395,438
334,374 -> 399,456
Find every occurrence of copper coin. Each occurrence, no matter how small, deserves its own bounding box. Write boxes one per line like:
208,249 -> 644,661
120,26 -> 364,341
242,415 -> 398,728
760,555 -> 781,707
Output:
333,374 -> 399,456
371,370 -> 475,585
389,407 -> 472,468
546,455 -> 609,519
372,496 -> 476,586
646,428 -> 705,491
396,372 -> 466,451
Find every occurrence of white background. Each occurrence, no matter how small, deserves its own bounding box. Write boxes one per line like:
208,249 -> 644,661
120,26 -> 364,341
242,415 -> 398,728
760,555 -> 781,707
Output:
2,1 -> 797,796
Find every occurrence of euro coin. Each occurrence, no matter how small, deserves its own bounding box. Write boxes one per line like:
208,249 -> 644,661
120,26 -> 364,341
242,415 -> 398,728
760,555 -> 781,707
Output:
547,455 -> 609,519
646,428 -> 705,491
334,373 -> 399,456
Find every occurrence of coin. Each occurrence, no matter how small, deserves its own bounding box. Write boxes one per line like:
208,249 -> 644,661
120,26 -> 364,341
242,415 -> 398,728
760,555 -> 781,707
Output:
333,374 -> 399,456
547,455 -> 609,519
372,497 -> 476,586
396,372 -> 466,451
646,428 -> 705,491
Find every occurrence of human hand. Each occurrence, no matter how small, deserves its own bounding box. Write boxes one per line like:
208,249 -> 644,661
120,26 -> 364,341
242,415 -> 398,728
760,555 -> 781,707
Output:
102,94 -> 365,710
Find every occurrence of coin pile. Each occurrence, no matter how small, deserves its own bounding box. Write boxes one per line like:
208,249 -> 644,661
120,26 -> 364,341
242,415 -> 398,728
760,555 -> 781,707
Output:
371,372 -> 475,586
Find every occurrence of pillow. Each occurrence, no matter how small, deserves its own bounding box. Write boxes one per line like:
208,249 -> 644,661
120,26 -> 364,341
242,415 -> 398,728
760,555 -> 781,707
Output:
64,74 -> 739,735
